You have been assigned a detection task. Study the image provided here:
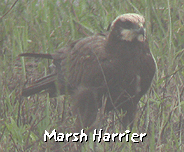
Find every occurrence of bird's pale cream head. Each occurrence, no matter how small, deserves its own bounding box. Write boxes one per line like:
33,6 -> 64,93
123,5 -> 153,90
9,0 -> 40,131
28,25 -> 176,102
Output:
111,13 -> 146,42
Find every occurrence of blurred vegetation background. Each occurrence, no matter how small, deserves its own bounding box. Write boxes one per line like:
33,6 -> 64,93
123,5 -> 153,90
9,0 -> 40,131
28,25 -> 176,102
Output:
0,0 -> 184,151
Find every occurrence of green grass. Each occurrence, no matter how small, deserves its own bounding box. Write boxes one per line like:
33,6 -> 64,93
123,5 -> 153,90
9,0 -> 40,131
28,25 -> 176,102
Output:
0,0 -> 184,151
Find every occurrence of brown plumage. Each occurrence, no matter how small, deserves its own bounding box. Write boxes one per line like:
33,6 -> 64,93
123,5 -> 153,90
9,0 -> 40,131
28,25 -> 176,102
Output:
20,13 -> 156,130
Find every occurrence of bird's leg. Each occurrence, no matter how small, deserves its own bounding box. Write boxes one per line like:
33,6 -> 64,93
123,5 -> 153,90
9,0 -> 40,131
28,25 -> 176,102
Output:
72,86 -> 99,132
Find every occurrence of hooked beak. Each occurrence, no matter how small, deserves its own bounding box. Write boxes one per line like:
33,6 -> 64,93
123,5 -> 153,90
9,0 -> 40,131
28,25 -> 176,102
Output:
135,27 -> 146,42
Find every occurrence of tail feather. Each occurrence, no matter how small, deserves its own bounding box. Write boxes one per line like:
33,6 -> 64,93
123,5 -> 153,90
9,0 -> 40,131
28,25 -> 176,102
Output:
22,73 -> 57,97
19,53 -> 53,59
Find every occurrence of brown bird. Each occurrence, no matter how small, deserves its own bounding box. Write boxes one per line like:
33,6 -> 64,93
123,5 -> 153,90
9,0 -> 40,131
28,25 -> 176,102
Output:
20,13 -> 156,130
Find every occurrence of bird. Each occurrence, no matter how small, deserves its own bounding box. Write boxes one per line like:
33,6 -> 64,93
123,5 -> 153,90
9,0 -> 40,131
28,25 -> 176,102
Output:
19,13 -> 156,131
